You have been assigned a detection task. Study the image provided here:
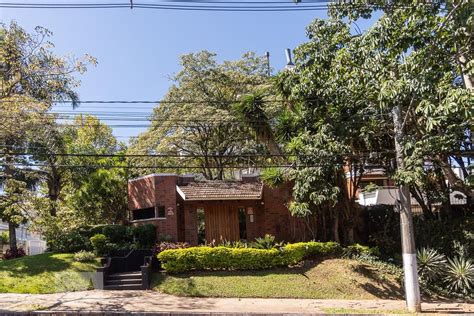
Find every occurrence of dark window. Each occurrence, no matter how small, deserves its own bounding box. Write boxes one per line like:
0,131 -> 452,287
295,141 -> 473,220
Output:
197,208 -> 205,244
132,207 -> 155,220
157,206 -> 166,218
238,208 -> 247,240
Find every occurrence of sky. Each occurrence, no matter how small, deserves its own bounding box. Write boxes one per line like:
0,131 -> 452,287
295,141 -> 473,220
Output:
2,3 -> 378,141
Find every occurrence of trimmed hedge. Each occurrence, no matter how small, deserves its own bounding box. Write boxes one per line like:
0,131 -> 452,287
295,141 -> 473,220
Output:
158,241 -> 341,273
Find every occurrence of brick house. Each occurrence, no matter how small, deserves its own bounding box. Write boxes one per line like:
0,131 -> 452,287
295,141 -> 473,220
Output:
128,173 -> 310,245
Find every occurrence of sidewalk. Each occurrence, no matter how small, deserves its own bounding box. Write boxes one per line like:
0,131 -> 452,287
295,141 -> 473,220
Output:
0,290 -> 472,315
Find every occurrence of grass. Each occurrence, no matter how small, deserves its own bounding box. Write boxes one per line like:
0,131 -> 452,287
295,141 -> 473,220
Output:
323,308 -> 410,314
0,252 -> 100,293
152,258 -> 404,300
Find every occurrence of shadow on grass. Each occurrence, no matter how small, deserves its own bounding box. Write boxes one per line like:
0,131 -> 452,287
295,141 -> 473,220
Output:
351,263 -> 404,299
0,252 -> 76,277
153,258 -> 405,300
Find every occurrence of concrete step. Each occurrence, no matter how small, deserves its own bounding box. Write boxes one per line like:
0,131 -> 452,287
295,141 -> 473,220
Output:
103,284 -> 143,291
107,272 -> 142,280
105,278 -> 142,285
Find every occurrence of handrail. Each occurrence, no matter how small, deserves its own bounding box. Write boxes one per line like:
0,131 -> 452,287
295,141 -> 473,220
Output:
95,249 -> 154,290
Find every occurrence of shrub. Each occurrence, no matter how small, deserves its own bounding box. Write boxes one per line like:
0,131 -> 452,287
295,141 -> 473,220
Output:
417,248 -> 446,283
73,250 -> 96,262
154,241 -> 190,255
343,244 -> 380,259
90,234 -> 108,256
130,224 -> 156,248
3,248 -> 26,260
48,229 -> 91,253
251,234 -> 284,249
102,225 -> 129,244
158,241 -> 341,273
0,232 -> 8,245
444,255 -> 474,296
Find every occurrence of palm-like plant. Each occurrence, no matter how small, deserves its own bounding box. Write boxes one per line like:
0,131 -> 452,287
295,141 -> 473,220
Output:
417,248 -> 446,282
444,256 -> 474,296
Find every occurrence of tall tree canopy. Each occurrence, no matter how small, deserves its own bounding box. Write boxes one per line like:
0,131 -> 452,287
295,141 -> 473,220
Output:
0,22 -> 96,250
128,51 -> 278,179
240,1 -> 473,242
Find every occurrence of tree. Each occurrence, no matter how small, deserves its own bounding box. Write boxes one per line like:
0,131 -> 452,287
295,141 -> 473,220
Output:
128,51 -> 275,179
240,1 -> 472,244
0,179 -> 32,250
0,22 -> 95,249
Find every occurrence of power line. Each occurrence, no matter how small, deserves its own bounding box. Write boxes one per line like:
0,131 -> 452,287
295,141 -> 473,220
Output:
0,151 -> 396,158
0,1 -> 435,11
0,163 -> 349,169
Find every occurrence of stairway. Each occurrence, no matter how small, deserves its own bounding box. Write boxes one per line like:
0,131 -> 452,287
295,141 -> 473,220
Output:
104,271 -> 143,290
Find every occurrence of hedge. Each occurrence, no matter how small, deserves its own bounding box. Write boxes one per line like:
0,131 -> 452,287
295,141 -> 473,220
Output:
158,241 -> 341,273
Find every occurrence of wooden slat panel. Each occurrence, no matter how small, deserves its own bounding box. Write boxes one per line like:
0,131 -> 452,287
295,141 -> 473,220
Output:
205,204 -> 239,242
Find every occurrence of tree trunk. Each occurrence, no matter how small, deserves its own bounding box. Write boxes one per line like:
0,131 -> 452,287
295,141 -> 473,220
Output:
333,213 -> 340,243
410,186 -> 434,219
8,222 -> 17,251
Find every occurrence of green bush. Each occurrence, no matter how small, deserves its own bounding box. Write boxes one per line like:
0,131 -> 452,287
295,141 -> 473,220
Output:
158,241 -> 341,273
49,229 -> 92,253
130,224 -> 156,248
251,234 -> 284,249
102,225 -> 129,244
343,243 -> 380,259
73,250 -> 96,262
90,234 -> 108,256
444,255 -> 474,297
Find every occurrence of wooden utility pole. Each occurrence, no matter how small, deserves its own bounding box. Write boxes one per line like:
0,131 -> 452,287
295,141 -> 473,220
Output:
392,105 -> 421,313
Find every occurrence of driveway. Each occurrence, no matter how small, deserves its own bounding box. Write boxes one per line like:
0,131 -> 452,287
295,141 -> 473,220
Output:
0,290 -> 472,315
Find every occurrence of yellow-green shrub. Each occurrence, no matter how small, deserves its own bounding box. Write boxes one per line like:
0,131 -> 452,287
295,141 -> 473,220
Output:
158,241 -> 341,273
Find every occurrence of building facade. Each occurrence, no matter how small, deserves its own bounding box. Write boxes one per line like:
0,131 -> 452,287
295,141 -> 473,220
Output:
128,174 -> 310,245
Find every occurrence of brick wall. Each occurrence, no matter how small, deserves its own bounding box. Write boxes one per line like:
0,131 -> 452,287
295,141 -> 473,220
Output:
128,174 -> 179,242
262,183 -> 310,242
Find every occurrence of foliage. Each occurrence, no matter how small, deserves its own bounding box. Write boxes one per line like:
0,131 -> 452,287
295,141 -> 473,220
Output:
2,248 -> 26,260
417,248 -> 447,283
158,241 -> 341,273
363,206 -> 474,259
90,234 -> 108,256
0,232 -> 8,245
250,234 -> 284,249
47,229 -> 92,253
127,51 -> 273,179
73,250 -> 96,263
102,225 -> 129,244
444,255 -> 474,297
154,241 -> 190,256
343,244 -> 380,259
131,224 -> 156,249
0,179 -> 33,250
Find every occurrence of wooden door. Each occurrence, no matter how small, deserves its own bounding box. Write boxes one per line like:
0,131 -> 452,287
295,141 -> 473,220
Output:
204,204 -> 239,242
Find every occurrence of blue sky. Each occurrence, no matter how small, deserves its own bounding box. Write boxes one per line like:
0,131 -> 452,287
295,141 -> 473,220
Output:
3,4 -> 377,141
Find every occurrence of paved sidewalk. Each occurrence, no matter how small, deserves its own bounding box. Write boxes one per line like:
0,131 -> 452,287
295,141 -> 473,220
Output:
0,291 -> 472,315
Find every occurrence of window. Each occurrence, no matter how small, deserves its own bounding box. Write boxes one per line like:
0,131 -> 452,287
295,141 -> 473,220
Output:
157,206 -> 166,218
238,207 -> 247,240
132,207 -> 155,220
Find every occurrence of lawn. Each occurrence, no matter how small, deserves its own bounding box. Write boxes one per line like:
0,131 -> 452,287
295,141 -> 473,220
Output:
0,252 -> 100,293
152,258 -> 403,300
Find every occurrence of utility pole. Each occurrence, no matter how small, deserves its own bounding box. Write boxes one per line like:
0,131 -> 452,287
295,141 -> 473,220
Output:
392,104 -> 421,313
265,52 -> 271,77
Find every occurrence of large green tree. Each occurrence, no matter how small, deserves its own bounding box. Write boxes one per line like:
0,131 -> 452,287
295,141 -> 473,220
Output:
0,22 -> 95,250
128,51 -> 277,179
242,1 -> 472,242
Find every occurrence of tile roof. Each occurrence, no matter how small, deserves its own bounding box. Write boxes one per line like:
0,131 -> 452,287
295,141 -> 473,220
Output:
177,181 -> 263,201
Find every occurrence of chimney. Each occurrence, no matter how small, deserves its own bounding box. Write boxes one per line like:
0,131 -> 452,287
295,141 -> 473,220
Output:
285,48 -> 295,70
242,174 -> 259,183
178,174 -> 195,185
